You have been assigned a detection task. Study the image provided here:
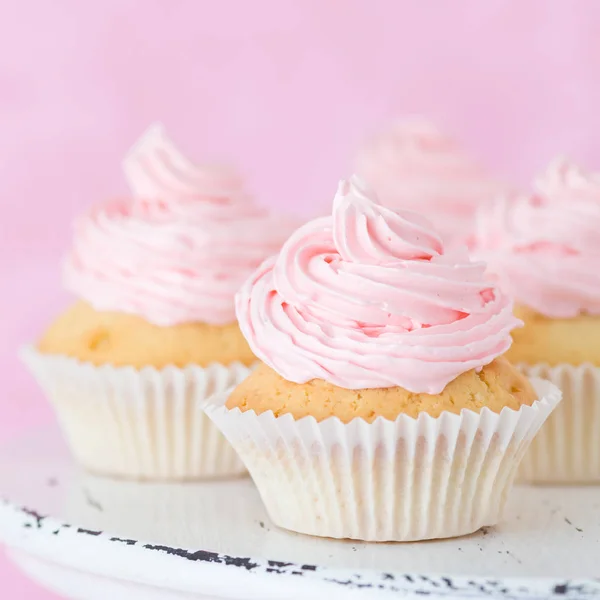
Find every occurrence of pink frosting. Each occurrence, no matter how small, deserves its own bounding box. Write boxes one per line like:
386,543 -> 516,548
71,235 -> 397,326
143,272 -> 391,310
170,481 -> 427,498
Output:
64,123 -> 295,326
236,176 -> 519,394
472,158 -> 600,318
355,118 -> 506,243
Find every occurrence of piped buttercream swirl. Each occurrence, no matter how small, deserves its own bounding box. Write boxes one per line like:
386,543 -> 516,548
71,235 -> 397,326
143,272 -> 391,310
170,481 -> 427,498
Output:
472,158 -> 600,318
64,124 -> 295,326
356,118 -> 506,242
236,176 -> 518,393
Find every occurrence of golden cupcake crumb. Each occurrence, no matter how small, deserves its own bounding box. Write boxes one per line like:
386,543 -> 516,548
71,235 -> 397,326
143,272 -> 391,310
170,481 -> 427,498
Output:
38,301 -> 256,368
507,305 -> 600,366
226,356 -> 537,422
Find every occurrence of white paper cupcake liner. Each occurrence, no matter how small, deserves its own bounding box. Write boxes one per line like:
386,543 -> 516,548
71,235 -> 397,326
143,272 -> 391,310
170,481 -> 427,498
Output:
517,363 -> 600,484
205,378 -> 561,542
20,345 -> 253,480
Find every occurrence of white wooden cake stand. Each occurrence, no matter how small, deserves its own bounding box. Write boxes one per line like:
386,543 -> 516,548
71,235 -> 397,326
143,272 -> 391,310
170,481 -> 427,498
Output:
0,427 -> 599,599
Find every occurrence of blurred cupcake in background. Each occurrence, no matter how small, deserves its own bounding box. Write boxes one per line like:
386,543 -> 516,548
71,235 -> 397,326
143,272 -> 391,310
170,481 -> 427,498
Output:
21,123 -> 297,481
471,158 -> 600,483
206,176 -> 560,542
355,117 -> 508,245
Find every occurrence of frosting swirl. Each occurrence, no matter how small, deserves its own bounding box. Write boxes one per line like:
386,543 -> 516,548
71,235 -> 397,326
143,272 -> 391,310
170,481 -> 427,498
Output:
64,124 -> 295,326
355,118 -> 505,242
236,176 -> 518,393
472,158 -> 600,318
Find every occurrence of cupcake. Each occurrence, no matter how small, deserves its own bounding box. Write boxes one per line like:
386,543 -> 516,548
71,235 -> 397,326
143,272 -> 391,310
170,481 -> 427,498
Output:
472,158 -> 600,484
355,117 -> 507,245
21,123 -> 296,480
205,176 -> 561,541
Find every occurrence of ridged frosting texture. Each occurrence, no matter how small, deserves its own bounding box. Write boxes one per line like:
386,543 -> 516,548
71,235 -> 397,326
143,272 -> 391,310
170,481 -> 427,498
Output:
355,118 -> 505,242
236,176 -> 519,394
64,123 -> 295,326
472,158 -> 600,319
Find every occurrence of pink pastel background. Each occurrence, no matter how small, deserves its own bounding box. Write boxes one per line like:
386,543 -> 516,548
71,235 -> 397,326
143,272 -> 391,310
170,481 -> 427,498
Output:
1,0 -> 599,596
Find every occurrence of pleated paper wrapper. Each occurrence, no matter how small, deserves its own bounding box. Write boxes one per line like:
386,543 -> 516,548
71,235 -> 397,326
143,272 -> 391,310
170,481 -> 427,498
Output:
206,378 -> 561,542
517,363 -> 600,484
20,345 -> 253,481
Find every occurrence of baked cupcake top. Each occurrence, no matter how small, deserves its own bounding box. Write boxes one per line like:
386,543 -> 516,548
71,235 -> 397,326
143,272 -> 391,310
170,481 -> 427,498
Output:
355,118 -> 505,242
236,176 -> 519,394
64,124 -> 295,327
472,158 -> 600,319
